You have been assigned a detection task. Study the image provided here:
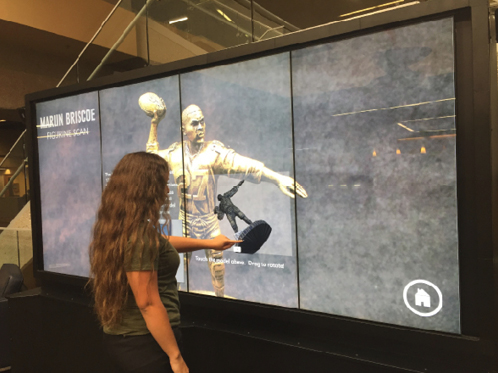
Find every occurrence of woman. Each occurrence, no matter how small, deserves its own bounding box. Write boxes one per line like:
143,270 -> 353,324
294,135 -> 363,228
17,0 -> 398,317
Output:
89,152 -> 239,373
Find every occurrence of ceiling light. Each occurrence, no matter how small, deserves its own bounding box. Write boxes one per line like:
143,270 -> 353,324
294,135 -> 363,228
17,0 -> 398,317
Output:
169,17 -> 188,24
217,9 -> 232,22
0,120 -> 6,122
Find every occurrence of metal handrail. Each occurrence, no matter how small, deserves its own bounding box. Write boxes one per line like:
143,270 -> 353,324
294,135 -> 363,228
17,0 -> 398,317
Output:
0,227 -> 31,231
0,129 -> 26,169
0,158 -> 28,198
61,0 -> 300,86
259,25 -> 284,40
235,0 -> 299,32
88,0 -> 157,81
213,0 -> 289,37
57,0 -> 125,87
213,0 -> 299,37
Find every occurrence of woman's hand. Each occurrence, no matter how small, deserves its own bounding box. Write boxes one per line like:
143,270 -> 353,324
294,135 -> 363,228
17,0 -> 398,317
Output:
208,234 -> 242,251
170,355 -> 189,373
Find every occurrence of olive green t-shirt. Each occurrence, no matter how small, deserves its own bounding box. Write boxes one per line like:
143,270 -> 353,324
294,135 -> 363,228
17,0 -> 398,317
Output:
104,234 -> 181,335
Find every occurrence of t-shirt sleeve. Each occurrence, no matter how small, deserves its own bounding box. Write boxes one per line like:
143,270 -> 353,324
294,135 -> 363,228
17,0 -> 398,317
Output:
124,239 -> 159,272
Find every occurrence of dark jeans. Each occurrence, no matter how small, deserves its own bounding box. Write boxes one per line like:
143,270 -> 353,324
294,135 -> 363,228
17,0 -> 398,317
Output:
103,328 -> 184,373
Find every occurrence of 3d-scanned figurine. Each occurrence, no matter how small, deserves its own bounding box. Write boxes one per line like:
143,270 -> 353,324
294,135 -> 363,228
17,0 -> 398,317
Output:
143,96 -> 308,297
215,180 -> 272,255
214,180 -> 252,233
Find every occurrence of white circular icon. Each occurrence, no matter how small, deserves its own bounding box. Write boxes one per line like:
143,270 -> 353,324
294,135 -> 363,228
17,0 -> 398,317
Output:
403,279 -> 443,317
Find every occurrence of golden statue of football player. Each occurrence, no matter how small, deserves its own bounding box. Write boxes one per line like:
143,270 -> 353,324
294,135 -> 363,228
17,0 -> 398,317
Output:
146,103 -> 307,297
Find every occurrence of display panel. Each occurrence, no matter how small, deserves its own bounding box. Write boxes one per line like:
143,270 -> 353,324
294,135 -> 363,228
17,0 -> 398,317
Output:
31,16 -> 463,334
99,76 -> 186,284
293,18 -> 459,332
36,92 -> 102,277
179,53 -> 299,306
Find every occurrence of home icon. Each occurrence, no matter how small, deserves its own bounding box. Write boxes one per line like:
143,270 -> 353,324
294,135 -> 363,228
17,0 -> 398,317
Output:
415,288 -> 431,308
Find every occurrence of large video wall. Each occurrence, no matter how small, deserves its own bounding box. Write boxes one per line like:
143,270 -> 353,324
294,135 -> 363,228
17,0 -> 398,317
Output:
35,18 -> 459,333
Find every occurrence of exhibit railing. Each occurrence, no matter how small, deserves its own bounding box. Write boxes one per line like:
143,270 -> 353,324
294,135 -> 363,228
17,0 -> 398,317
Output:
0,227 -> 32,270
57,0 -> 301,87
0,130 -> 29,226
0,158 -> 28,199
56,0 -> 429,87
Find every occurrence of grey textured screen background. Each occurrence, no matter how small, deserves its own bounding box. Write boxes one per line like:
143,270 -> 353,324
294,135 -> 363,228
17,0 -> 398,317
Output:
293,18 -> 459,332
180,53 -> 299,307
37,92 -> 101,277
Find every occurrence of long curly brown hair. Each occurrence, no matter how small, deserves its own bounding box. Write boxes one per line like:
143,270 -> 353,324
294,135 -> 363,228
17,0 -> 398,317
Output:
89,151 -> 170,328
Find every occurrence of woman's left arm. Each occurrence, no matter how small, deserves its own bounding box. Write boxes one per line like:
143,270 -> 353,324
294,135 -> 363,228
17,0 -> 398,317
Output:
167,234 -> 240,253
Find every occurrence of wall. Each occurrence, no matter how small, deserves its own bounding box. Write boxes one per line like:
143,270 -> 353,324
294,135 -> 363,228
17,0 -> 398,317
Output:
0,37 -> 100,109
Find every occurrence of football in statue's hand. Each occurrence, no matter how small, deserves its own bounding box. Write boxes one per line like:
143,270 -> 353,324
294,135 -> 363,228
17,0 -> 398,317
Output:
138,92 -> 166,118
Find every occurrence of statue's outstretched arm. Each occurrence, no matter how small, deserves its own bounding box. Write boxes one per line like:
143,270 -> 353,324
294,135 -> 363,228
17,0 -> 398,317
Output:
221,148 -> 306,197
261,167 -> 308,199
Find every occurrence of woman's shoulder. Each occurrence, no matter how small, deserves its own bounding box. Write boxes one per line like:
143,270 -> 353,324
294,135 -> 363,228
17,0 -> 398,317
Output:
159,234 -> 176,251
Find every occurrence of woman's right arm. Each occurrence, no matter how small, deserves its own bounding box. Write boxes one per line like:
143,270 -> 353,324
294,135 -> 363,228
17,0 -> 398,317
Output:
126,270 -> 189,373
168,234 -> 241,253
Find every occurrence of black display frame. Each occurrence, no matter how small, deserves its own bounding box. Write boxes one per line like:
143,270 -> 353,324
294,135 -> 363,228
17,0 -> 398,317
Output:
25,0 -> 498,370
